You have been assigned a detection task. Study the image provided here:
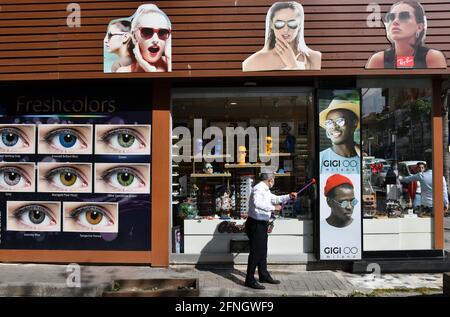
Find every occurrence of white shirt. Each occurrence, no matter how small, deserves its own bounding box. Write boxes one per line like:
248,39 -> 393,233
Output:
248,181 -> 290,221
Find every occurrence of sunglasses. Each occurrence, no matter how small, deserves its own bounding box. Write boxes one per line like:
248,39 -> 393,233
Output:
324,117 -> 346,129
273,19 -> 299,30
384,11 -> 411,23
330,198 -> 358,209
106,32 -> 125,40
139,27 -> 171,40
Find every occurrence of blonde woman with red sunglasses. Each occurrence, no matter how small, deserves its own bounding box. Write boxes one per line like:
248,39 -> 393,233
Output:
117,4 -> 172,72
366,0 -> 446,69
243,1 -> 321,72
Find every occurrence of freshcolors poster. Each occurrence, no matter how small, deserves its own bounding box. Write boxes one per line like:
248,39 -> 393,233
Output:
0,107 -> 152,251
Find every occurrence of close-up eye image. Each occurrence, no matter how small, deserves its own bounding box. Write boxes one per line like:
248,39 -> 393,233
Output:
95,163 -> 150,194
0,124 -> 35,154
7,201 -> 61,232
38,162 -> 92,193
38,124 -> 93,155
95,125 -> 151,155
63,202 -> 118,233
0,162 -> 35,192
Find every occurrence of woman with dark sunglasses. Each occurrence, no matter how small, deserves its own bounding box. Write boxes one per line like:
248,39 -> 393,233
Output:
243,1 -> 321,71
366,0 -> 446,69
104,18 -> 135,73
117,4 -> 172,72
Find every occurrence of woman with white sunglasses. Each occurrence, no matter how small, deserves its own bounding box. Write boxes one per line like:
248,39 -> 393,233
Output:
243,1 -> 321,71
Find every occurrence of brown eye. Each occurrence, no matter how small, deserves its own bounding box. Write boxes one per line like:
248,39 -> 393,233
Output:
86,209 -> 103,225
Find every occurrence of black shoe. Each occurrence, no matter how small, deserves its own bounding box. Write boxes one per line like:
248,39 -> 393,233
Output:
244,281 -> 266,289
259,276 -> 281,284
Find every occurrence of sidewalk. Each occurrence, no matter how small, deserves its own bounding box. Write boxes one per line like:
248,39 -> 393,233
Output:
0,263 -> 444,297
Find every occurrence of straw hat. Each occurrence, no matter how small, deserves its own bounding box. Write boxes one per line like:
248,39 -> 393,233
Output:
319,98 -> 360,129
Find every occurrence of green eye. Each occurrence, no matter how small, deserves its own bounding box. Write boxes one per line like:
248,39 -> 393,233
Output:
117,172 -> 135,187
118,133 -> 135,148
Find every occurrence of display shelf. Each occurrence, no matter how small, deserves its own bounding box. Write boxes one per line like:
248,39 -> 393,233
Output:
225,163 -> 265,168
259,153 -> 292,158
190,154 -> 231,159
274,173 -> 292,177
190,173 -> 232,178
178,154 -> 231,161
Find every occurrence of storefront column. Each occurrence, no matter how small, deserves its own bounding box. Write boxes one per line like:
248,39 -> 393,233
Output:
151,80 -> 171,266
432,78 -> 444,250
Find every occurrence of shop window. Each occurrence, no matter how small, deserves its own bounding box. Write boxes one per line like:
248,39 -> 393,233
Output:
171,88 -> 315,255
361,87 -> 437,251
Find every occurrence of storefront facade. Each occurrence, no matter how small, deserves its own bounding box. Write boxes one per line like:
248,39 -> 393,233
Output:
0,0 -> 449,268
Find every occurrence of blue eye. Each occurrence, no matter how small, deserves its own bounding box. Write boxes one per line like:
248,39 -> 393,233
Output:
59,132 -> 77,148
0,127 -> 30,152
2,130 -> 19,146
43,128 -> 88,153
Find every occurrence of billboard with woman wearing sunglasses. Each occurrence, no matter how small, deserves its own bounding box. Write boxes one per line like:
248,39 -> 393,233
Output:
104,4 -> 172,73
242,1 -> 321,72
366,0 -> 447,69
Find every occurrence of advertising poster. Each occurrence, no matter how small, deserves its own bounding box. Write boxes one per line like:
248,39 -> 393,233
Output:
104,3 -> 172,73
365,0 -> 447,69
0,98 -> 152,251
318,90 -> 362,260
242,1 -> 321,71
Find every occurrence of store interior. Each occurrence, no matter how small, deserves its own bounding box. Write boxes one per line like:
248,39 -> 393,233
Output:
171,89 -> 316,253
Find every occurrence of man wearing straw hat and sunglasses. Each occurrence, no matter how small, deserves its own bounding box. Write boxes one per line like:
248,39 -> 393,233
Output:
319,98 -> 361,174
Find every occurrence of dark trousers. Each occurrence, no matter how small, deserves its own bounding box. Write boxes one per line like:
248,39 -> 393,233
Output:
245,217 -> 270,283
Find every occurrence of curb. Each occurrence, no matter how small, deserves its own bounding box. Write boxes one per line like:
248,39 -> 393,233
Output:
0,283 -> 109,297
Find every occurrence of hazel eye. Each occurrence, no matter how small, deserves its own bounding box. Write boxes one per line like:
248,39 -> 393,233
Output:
13,204 -> 57,229
101,166 -> 146,192
69,205 -> 115,231
0,166 -> 33,191
44,128 -> 88,153
44,166 -> 88,191
0,127 -> 30,152
101,128 -> 146,153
